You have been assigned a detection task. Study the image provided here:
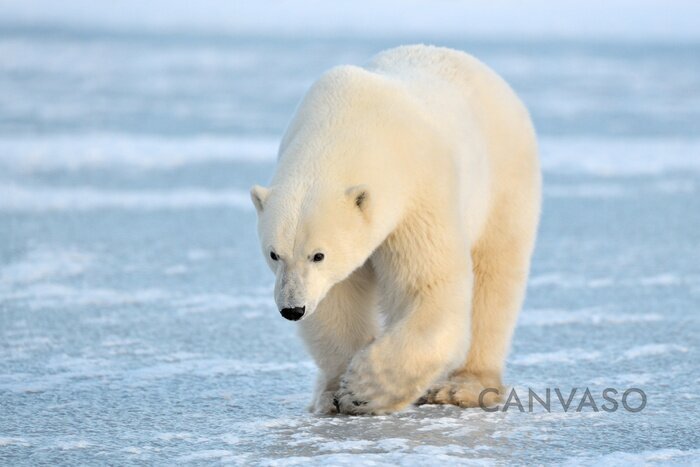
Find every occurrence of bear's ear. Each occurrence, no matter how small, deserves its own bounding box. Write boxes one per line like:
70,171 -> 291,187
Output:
250,185 -> 270,213
346,185 -> 370,218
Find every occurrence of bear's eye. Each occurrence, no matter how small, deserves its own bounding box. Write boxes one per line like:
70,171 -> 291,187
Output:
270,251 -> 279,261
312,252 -> 325,263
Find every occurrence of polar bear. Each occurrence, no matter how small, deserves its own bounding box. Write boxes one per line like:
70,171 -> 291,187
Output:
250,45 -> 540,415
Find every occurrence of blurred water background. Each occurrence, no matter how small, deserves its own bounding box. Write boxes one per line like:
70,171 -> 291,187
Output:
0,1 -> 699,464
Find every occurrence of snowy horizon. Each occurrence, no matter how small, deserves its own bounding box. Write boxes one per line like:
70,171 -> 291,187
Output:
1,0 -> 700,41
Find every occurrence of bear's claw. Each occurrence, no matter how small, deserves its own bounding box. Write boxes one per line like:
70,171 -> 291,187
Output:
333,388 -> 375,415
418,373 -> 504,408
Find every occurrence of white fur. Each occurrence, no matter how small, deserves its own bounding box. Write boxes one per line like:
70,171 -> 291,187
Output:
252,45 -> 541,415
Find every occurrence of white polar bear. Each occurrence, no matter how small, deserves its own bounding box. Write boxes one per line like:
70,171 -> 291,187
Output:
251,45 -> 541,415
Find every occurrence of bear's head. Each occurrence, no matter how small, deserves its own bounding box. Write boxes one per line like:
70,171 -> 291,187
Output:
250,183 -> 372,321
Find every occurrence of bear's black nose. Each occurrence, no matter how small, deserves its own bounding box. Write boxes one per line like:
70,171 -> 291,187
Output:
280,306 -> 305,321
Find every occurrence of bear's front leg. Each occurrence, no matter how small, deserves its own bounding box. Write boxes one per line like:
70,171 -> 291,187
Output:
298,262 -> 379,415
333,274 -> 472,415
309,374 -> 341,415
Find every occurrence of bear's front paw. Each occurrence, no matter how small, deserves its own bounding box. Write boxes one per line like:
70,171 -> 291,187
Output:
310,391 -> 338,415
331,348 -> 422,415
332,377 -> 375,415
417,372 -> 503,408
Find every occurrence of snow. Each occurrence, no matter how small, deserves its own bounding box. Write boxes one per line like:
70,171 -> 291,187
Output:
518,309 -> 664,327
511,349 -> 603,367
0,134 -> 278,172
0,247 -> 93,285
3,136 -> 700,176
0,438 -> 30,447
3,1 -> 700,41
1,11 -> 699,466
621,344 -> 689,360
55,441 -> 92,451
0,183 -> 252,212
563,449 -> 700,466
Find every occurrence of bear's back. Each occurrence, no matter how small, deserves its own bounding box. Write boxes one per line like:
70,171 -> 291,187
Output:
369,45 -> 529,128
368,45 -> 500,96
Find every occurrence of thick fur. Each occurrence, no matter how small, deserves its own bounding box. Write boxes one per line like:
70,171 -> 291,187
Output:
251,45 -> 541,415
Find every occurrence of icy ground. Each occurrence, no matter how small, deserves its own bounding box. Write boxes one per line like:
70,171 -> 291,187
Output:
1,26 -> 699,465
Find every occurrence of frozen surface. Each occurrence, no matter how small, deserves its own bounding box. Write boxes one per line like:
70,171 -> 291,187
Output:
1,24 -> 699,465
